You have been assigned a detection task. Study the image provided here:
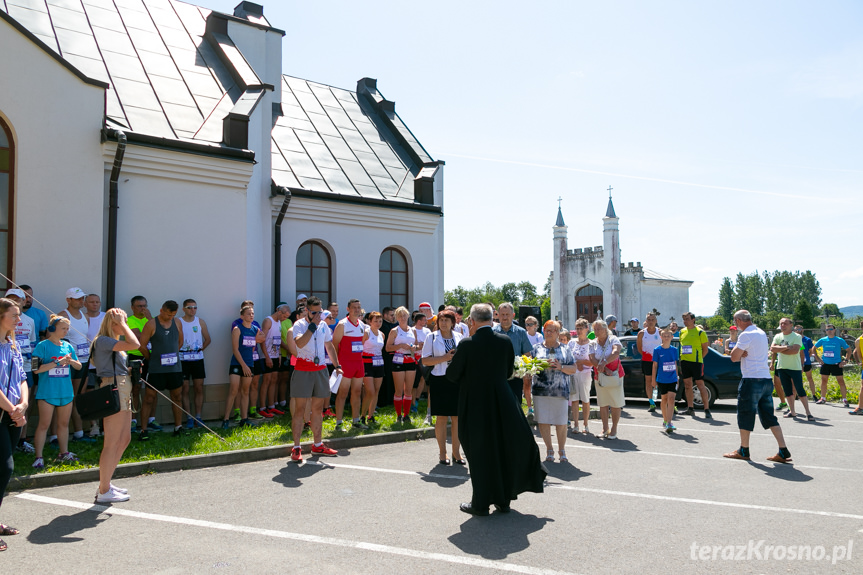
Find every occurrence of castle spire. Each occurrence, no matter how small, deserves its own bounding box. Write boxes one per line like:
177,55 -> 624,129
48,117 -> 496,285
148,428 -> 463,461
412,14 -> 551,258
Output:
555,201 -> 566,227
605,186 -> 617,218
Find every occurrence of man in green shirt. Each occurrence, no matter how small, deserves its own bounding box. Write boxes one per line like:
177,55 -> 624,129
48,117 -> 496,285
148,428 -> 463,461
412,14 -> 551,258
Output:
771,317 -> 812,420
127,295 -> 151,431
679,312 -> 711,418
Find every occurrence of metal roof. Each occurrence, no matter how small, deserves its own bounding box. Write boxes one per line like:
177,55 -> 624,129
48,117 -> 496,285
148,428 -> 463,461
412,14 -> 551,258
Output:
643,268 -> 692,283
1,0 -> 245,143
272,76 -> 434,203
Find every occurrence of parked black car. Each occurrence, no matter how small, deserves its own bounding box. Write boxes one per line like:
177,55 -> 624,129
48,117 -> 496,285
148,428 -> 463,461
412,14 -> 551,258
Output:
590,336 -> 742,408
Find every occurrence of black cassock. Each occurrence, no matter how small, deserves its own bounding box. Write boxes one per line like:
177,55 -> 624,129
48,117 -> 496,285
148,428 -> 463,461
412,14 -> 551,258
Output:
446,326 -> 546,509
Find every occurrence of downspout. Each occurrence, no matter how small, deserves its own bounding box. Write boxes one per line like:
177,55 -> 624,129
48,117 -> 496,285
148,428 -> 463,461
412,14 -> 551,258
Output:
106,131 -> 127,309
273,186 -> 292,310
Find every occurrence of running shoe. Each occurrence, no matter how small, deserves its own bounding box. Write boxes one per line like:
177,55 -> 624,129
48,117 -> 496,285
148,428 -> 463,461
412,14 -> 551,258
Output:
185,418 -> 194,430
410,403 -> 419,414
334,421 -> 344,431
322,408 -> 336,419
231,410 -> 242,422
148,421 -> 163,432
248,410 -> 264,420
849,408 -> 863,416
172,427 -> 186,437
222,420 -> 230,430
258,409 -> 274,419
138,430 -> 150,441
704,410 -> 713,419
815,398 -> 826,405
32,457 -> 44,470
843,399 -> 850,408
352,419 -> 368,430
290,446 -> 302,462
268,406 -> 286,416
367,416 -> 377,425
423,415 -> 432,426
666,423 -> 676,433
647,404 -> 656,412
57,451 -> 79,463
311,443 -> 337,456
17,441 -> 35,454
238,418 -> 251,427
680,407 -> 694,416
95,487 -> 130,504
776,402 -> 787,411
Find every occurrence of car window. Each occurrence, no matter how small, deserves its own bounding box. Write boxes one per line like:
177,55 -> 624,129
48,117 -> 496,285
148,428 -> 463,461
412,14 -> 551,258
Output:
620,340 -> 638,359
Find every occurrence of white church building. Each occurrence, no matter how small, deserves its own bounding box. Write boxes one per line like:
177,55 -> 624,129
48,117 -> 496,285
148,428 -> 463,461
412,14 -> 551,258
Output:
551,196 -> 692,330
0,0 -> 443,417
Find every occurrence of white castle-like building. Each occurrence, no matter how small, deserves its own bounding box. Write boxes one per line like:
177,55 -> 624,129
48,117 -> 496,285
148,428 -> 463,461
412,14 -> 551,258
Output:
551,195 -> 693,330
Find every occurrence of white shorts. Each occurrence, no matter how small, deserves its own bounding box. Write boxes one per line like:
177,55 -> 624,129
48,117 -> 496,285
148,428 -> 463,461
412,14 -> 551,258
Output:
569,372 -> 592,403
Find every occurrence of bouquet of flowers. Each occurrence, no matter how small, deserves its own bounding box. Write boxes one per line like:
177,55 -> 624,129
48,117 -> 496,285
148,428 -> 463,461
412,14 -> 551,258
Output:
513,355 -> 550,378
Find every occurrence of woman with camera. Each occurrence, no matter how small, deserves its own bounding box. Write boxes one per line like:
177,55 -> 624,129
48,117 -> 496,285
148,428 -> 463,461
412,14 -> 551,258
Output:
0,298 -> 29,551
32,315 -> 82,468
91,309 -> 140,503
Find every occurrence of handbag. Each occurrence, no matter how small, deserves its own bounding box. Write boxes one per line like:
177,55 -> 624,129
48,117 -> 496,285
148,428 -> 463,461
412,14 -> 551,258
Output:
75,344 -> 121,420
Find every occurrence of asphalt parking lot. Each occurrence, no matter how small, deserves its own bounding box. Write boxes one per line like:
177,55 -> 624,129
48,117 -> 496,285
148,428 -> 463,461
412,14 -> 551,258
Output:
2,399 -> 861,574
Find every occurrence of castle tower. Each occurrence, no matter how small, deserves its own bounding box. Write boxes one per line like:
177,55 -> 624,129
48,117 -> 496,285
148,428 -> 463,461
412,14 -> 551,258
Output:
602,191 -> 622,322
552,204 -> 568,323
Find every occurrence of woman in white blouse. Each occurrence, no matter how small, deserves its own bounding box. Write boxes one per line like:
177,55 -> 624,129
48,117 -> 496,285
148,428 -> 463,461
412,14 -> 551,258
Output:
421,310 -> 463,465
589,319 -> 625,439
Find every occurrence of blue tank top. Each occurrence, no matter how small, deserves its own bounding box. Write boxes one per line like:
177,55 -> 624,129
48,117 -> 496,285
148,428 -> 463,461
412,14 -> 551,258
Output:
231,323 -> 259,366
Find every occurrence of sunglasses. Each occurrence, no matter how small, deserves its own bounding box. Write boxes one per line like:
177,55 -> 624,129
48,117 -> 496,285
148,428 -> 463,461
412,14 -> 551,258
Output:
308,310 -> 321,316
185,306 -> 197,310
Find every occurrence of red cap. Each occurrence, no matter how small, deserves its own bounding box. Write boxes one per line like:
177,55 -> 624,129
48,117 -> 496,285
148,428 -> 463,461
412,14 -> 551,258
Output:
729,326 -> 738,331
419,302 -> 432,309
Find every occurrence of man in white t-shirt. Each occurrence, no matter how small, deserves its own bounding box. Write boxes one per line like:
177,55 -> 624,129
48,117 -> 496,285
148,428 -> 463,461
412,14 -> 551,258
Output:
726,310 -> 791,464
290,296 -> 341,462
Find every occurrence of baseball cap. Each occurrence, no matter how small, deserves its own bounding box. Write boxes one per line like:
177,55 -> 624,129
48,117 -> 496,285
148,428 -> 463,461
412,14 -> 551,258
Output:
321,310 -> 331,319
296,293 -> 308,301
419,302 -> 432,309
604,315 -> 618,324
5,288 -> 25,299
630,317 -> 639,322
729,326 -> 738,331
65,287 -> 86,299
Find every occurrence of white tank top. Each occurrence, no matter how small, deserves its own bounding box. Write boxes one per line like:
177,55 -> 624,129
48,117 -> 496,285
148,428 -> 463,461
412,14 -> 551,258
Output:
393,325 -> 414,347
180,316 -> 204,361
641,327 -> 662,358
87,311 -> 105,342
413,326 -> 430,344
363,328 -> 384,355
65,308 -> 90,361
265,315 -> 282,359
569,339 -> 592,384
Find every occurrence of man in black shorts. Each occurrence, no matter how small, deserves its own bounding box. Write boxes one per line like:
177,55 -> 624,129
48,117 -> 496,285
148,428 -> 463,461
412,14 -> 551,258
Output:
138,301 -> 185,440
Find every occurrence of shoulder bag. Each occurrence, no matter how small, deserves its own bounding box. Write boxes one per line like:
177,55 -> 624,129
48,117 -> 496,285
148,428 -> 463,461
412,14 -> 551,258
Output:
76,339 -> 121,420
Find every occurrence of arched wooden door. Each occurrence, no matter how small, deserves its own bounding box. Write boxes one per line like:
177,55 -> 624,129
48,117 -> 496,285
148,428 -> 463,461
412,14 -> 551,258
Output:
575,285 -> 603,322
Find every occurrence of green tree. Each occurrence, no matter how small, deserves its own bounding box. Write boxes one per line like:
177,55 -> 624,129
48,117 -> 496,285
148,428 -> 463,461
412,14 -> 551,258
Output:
498,282 -> 520,304
821,303 -> 843,320
798,271 -> 822,310
716,277 -> 735,321
706,315 -> 730,331
517,281 -> 540,305
794,300 -> 817,329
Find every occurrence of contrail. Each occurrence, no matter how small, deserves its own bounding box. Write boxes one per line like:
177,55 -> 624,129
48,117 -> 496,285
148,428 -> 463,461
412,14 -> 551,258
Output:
443,153 -> 850,203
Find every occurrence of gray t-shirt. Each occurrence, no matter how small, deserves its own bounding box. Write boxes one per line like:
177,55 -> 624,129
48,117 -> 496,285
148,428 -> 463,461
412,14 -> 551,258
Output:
92,336 -> 128,378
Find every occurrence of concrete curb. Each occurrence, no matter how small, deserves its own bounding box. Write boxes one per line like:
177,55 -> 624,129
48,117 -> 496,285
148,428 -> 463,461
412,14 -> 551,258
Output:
9,427 -> 436,492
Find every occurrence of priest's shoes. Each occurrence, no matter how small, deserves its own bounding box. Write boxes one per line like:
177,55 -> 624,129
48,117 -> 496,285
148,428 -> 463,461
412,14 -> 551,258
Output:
459,502 -> 489,516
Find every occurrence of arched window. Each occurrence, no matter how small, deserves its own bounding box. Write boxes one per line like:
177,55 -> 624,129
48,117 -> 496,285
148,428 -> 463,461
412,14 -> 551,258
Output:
379,247 -> 408,310
0,119 -> 13,287
575,284 -> 603,322
576,285 -> 602,297
296,241 -> 331,304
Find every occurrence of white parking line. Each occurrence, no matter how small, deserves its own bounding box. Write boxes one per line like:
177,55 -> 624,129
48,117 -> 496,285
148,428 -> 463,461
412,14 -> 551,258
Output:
16,493 -> 578,575
617,422 -> 863,444
530,438 -> 863,473
302,461 -> 863,519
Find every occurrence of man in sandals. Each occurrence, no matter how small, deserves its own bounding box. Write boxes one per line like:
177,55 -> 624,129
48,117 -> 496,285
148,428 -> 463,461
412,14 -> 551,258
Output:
771,317 -> 813,421
724,310 -> 792,464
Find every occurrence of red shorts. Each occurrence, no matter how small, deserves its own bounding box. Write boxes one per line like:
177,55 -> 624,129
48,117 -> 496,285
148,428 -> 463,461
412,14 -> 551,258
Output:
340,362 -> 365,379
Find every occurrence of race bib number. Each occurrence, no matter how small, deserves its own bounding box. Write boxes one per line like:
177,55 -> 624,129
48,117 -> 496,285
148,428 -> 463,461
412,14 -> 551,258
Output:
77,342 -> 90,360
271,337 -> 281,355
252,350 -> 260,361
242,336 -> 256,347
728,342 -> 736,349
393,353 -> 405,364
49,366 -> 70,378
181,351 -> 204,361
823,350 -> 835,358
372,355 -> 383,366
160,353 -> 178,366
351,341 -> 363,353
682,345 -> 693,355
16,336 -> 31,354
662,363 -> 676,372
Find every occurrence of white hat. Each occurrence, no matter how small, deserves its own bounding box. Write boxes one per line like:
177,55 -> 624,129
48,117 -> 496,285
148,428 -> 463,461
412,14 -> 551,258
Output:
321,310 -> 331,319
296,293 -> 308,301
5,288 -> 25,299
65,287 -> 86,299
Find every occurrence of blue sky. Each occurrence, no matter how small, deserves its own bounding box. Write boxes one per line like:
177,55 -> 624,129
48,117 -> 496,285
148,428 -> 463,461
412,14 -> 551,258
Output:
201,0 -> 863,314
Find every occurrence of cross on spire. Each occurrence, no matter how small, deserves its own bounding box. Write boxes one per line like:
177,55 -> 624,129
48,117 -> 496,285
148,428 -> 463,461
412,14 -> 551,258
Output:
607,185 -> 613,199
557,196 -> 563,209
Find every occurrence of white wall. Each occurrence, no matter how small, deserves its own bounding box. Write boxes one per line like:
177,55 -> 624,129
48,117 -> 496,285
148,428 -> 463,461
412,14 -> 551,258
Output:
105,143 -> 254,382
277,196 -> 443,312
641,281 -> 691,326
0,18 -> 106,312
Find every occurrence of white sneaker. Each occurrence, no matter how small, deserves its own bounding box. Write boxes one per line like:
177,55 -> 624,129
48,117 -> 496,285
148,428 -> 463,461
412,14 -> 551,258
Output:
89,424 -> 101,438
110,483 -> 128,494
20,441 -> 35,454
95,487 -> 130,503
423,416 -> 432,426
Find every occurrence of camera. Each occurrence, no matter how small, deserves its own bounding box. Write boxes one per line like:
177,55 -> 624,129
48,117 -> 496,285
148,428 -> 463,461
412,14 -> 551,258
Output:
128,358 -> 143,385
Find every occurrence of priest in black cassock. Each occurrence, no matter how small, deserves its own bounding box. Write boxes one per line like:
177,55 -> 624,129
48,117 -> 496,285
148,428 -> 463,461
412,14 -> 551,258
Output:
446,303 -> 547,516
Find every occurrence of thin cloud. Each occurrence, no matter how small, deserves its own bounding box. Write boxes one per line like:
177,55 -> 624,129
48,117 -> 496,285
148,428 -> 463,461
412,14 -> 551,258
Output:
443,153 -> 848,203
838,267 -> 863,280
